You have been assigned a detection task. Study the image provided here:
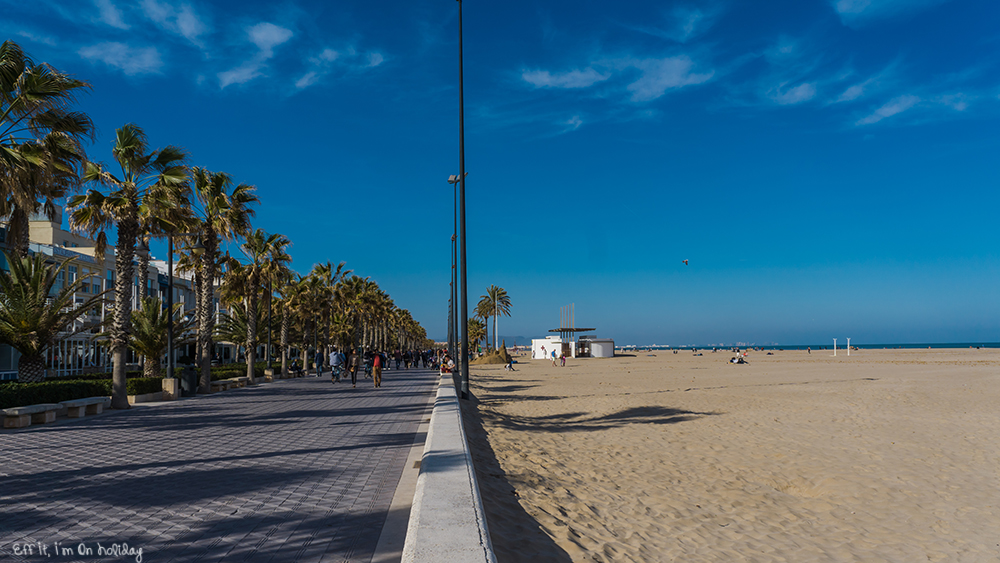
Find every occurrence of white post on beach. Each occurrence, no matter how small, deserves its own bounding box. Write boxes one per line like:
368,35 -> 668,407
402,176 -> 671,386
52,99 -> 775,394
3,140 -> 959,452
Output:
833,338 -> 837,356
847,338 -> 850,356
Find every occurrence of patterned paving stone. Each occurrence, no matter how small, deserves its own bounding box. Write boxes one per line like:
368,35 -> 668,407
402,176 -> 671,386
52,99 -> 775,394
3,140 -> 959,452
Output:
1,368 -> 438,562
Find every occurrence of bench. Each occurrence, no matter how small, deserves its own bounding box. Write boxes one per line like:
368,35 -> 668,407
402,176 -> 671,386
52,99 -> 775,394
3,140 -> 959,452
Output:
60,397 -> 107,418
3,403 -> 62,428
210,381 -> 232,393
236,376 -> 251,386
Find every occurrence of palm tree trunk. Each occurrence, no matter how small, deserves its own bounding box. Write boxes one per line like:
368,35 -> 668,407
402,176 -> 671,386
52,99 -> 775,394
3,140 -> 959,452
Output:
110,213 -> 139,410
17,354 -> 46,383
198,230 -> 217,392
246,292 -> 258,383
143,355 -> 161,377
12,207 -> 30,259
137,246 -> 150,301
281,304 -> 289,377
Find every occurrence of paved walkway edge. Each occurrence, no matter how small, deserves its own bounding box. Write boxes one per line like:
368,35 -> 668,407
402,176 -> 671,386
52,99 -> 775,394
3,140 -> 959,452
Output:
401,376 -> 498,563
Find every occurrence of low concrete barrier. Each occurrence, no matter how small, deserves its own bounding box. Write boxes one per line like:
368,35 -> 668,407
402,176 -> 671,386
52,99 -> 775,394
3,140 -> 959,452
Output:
401,377 -> 497,563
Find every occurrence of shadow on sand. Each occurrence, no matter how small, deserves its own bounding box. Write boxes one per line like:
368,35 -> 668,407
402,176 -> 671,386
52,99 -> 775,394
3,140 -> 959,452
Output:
460,392 -> 573,563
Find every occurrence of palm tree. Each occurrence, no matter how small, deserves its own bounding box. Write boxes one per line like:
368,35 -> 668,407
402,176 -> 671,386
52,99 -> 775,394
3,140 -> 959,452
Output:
126,297 -> 194,378
0,251 -> 107,382
237,229 -> 290,383
190,167 -> 257,390
0,40 -> 94,257
467,318 -> 487,353
2,133 -> 89,258
66,123 -> 188,409
479,285 -> 511,350
474,298 -> 492,350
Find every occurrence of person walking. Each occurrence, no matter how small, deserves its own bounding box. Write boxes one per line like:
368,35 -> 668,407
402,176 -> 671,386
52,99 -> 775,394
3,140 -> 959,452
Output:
348,350 -> 360,388
314,349 -> 324,377
372,351 -> 383,388
394,349 -> 402,370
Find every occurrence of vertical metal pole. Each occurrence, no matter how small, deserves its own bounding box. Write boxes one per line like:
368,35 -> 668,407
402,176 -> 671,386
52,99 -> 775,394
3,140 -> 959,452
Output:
267,280 -> 272,369
167,234 -> 174,380
457,0 -> 469,400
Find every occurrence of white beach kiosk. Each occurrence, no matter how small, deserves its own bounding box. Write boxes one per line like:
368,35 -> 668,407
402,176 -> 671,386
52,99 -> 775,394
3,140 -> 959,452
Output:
531,304 -> 614,359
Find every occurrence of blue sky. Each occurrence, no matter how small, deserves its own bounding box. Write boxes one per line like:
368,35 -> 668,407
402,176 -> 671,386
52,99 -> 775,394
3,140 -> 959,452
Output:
4,0 -> 1000,345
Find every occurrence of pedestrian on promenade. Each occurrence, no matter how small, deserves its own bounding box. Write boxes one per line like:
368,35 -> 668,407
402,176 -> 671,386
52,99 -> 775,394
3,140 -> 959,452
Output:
314,349 -> 324,377
373,351 -> 383,388
329,348 -> 344,383
348,350 -> 360,387
394,349 -> 402,370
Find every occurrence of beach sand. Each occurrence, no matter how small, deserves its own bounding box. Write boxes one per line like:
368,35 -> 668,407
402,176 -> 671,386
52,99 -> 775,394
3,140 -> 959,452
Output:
461,348 -> 1000,562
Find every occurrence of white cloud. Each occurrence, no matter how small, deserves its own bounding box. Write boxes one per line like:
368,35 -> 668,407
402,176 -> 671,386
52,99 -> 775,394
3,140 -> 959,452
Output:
218,61 -> 262,88
837,83 -> 866,102
831,0 -> 949,25
78,42 -> 162,75
294,71 -> 318,90
938,93 -> 970,111
316,49 -> 339,63
770,83 -> 817,105
95,0 -> 129,30
626,56 -> 713,102
629,5 -> 722,43
17,30 -> 57,47
856,94 -> 920,125
248,22 -> 293,56
140,0 -> 209,45
367,52 -> 384,67
522,68 -> 610,89
219,22 -> 294,89
564,116 -> 583,131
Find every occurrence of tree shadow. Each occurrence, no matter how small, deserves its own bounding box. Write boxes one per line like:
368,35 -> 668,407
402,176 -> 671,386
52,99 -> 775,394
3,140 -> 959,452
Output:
461,393 -> 573,563
480,405 -> 718,433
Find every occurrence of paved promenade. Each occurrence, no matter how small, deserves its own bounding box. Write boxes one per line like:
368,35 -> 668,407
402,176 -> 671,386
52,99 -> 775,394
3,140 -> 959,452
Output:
1,368 -> 440,563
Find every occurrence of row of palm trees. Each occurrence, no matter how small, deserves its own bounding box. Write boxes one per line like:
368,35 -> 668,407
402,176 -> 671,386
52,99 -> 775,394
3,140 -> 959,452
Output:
0,39 -> 430,408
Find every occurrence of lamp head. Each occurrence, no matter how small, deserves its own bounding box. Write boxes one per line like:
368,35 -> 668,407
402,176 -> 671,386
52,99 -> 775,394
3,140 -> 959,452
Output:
190,238 -> 206,256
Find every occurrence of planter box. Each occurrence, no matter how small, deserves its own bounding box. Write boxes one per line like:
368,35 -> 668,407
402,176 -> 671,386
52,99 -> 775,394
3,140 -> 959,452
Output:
128,391 -> 163,404
162,378 -> 180,401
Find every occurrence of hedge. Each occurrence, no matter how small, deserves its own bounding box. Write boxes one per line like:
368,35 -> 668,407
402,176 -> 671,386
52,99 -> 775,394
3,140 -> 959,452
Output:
0,377 -> 164,409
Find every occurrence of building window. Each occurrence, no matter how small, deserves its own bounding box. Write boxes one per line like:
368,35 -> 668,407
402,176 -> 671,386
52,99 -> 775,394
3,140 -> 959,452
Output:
93,283 -> 100,294
69,265 -> 77,283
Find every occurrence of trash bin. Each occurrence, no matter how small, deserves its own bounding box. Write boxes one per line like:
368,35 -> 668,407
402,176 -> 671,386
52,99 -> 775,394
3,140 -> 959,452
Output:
180,365 -> 198,397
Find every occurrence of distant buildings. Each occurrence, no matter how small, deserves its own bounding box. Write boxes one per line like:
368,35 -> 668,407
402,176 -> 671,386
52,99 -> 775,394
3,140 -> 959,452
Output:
0,207 -> 238,380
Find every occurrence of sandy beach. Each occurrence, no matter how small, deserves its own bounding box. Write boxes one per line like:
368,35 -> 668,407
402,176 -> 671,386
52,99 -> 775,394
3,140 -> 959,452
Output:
461,348 -> 1000,562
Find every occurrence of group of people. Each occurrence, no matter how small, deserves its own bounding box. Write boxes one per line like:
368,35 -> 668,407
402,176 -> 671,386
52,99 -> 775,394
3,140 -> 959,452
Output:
309,347 -> 440,389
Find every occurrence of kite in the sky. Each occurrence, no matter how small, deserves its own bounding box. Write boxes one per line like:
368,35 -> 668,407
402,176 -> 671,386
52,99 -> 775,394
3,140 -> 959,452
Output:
682,259 -> 689,265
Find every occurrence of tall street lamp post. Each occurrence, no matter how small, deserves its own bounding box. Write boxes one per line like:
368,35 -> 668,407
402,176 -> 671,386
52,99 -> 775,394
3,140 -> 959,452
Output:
456,0 -> 470,400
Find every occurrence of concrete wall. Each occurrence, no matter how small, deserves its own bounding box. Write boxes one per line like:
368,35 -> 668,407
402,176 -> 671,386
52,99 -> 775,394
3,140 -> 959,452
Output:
589,339 -> 615,358
401,378 -> 497,563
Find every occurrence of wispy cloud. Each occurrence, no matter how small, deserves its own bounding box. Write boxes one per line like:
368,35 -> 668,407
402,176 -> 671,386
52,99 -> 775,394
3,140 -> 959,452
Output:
626,56 -> 714,102
563,115 -> 583,132
16,30 -> 57,47
293,46 -> 385,91
628,5 -> 723,43
140,0 -> 209,46
856,94 -> 920,125
831,0 -> 950,26
522,68 -> 610,89
770,82 -> 817,105
94,0 -> 129,30
219,22 -> 293,89
249,22 -> 293,56
78,42 -> 162,75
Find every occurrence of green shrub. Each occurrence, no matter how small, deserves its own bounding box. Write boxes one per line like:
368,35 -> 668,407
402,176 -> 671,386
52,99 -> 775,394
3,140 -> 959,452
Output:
0,377 -> 165,409
0,380 -> 110,409
126,377 -> 164,395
